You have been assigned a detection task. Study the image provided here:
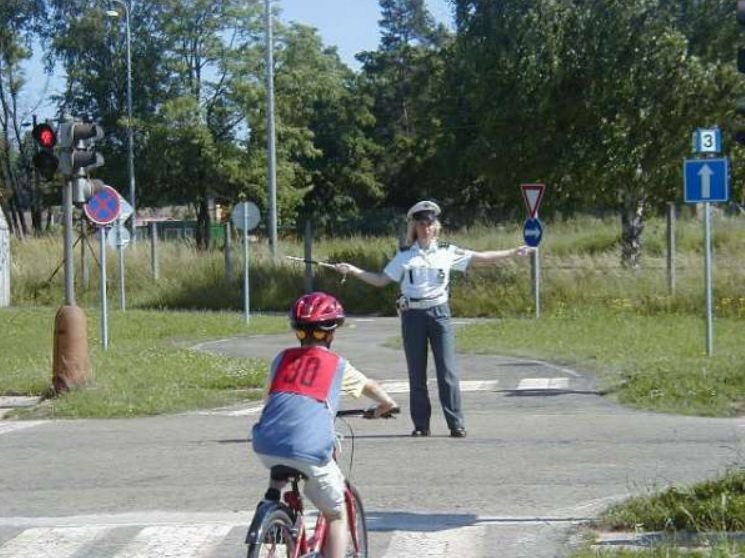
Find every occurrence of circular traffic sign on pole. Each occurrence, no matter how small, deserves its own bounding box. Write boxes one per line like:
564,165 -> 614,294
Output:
84,185 -> 122,226
231,201 -> 261,231
523,218 -> 544,247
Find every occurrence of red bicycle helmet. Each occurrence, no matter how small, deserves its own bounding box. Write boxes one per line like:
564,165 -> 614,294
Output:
290,292 -> 345,331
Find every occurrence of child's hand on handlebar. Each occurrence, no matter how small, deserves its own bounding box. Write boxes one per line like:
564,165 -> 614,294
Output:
365,401 -> 400,419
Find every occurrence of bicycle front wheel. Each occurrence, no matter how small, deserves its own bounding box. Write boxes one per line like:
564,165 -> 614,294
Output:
345,483 -> 368,558
247,508 -> 296,558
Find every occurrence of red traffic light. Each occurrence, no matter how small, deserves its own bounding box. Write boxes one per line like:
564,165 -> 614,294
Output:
32,123 -> 57,149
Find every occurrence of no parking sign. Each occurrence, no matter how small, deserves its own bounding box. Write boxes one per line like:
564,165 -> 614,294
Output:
84,186 -> 121,226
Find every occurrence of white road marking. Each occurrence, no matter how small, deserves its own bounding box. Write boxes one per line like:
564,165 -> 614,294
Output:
382,525 -> 486,557
505,358 -> 582,378
0,526 -> 110,558
0,421 -> 46,436
380,380 -> 498,394
516,377 -> 569,391
113,524 -> 232,558
194,379 -> 501,416
0,513 -> 593,557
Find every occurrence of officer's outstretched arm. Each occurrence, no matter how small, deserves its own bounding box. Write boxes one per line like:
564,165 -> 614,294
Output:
470,246 -> 534,267
334,263 -> 393,288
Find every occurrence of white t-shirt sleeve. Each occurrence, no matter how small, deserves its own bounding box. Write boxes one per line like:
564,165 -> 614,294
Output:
449,245 -> 473,272
382,251 -> 405,282
341,361 -> 368,398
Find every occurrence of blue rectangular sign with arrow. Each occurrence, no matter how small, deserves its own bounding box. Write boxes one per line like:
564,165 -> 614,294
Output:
683,158 -> 729,204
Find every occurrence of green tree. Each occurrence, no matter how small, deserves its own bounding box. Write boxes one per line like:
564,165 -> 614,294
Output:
357,0 -> 451,212
0,0 -> 47,237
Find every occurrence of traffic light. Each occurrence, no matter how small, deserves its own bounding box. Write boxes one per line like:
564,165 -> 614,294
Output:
58,121 -> 104,177
58,121 -> 105,204
31,122 -> 59,181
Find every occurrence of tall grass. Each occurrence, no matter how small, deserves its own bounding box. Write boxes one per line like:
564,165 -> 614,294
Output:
8,213 -> 745,318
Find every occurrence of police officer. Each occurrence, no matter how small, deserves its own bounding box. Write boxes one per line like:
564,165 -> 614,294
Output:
335,200 -> 533,438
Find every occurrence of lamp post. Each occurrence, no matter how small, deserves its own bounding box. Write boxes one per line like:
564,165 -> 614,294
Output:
106,0 -> 135,242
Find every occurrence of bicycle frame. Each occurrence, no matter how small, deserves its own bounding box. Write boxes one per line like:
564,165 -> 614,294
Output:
246,476 -> 363,557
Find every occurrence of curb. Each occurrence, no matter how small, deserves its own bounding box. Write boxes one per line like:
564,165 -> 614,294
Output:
0,396 -> 40,419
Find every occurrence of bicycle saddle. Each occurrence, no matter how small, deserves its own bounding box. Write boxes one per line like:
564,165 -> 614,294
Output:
270,465 -> 308,481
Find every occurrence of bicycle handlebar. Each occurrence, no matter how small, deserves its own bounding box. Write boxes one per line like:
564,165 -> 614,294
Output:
336,406 -> 401,419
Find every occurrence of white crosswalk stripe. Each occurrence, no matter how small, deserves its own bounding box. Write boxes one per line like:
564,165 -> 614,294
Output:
114,524 -> 232,558
0,514 -> 589,558
515,377 -> 569,391
0,526 -> 110,558
382,524 -> 486,557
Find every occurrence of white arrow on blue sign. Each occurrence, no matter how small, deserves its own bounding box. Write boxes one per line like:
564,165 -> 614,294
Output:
523,218 -> 543,247
683,158 -> 729,204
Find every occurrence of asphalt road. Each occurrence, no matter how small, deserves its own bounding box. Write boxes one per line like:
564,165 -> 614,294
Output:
0,317 -> 742,557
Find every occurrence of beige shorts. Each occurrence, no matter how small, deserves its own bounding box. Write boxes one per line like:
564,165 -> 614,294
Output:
257,453 -> 346,518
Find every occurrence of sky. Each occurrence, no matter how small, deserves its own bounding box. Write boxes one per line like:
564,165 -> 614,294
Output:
21,0 -> 454,121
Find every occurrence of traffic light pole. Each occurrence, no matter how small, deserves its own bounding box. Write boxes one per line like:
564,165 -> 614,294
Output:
63,179 -> 75,305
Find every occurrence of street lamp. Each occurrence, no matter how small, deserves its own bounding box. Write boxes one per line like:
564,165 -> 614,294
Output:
105,0 -> 136,241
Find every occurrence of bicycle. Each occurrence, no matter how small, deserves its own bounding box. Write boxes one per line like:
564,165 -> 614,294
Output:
245,407 -> 399,558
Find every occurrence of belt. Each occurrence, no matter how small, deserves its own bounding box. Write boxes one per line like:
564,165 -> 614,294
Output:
406,294 -> 448,310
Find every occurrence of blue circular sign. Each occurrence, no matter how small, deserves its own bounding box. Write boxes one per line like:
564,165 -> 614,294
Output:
523,218 -> 544,247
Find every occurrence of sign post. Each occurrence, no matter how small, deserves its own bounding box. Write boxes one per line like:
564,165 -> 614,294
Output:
114,195 -> 133,312
520,183 -> 546,318
84,186 -> 122,350
231,201 -> 261,323
685,130 -> 729,356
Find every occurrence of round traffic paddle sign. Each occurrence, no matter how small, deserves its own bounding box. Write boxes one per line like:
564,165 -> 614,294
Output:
84,185 -> 121,226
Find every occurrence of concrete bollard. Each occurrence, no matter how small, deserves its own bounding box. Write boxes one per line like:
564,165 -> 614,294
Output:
52,305 -> 92,393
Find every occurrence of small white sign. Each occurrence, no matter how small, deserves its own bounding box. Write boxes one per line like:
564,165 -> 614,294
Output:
118,196 -> 134,222
692,128 -> 722,154
108,222 -> 131,249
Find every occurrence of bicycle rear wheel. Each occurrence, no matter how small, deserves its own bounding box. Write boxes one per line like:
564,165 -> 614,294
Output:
247,508 -> 296,558
345,483 -> 368,558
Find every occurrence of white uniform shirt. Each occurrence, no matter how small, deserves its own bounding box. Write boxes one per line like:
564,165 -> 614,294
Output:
383,241 -> 473,300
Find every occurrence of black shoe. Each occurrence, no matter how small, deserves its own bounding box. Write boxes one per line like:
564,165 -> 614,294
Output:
450,427 -> 467,438
411,428 -> 430,437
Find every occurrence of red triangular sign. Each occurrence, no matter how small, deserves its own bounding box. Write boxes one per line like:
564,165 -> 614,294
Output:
520,183 -> 546,218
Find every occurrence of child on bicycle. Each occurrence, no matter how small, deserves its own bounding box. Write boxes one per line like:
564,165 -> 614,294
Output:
252,291 -> 398,558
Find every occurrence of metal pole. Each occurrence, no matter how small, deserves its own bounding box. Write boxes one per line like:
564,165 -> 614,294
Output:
124,0 -> 136,242
150,221 -> 159,280
118,224 -> 126,311
81,216 -> 90,290
63,179 -> 75,305
243,203 -> 250,324
304,219 -> 313,293
533,247 -> 541,318
666,202 -> 676,296
100,228 -> 109,350
224,221 -> 234,283
704,202 -> 713,356
265,0 -> 278,258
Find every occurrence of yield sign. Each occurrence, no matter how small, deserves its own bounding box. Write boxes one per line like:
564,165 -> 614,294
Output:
520,183 -> 546,218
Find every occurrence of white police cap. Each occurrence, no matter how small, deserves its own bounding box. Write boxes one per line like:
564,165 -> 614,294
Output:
406,200 -> 442,220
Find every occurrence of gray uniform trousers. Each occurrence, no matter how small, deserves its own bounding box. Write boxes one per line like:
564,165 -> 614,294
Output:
400,303 -> 464,430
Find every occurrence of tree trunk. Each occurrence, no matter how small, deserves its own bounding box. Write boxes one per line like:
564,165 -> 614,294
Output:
621,197 -> 645,269
195,197 -> 211,250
